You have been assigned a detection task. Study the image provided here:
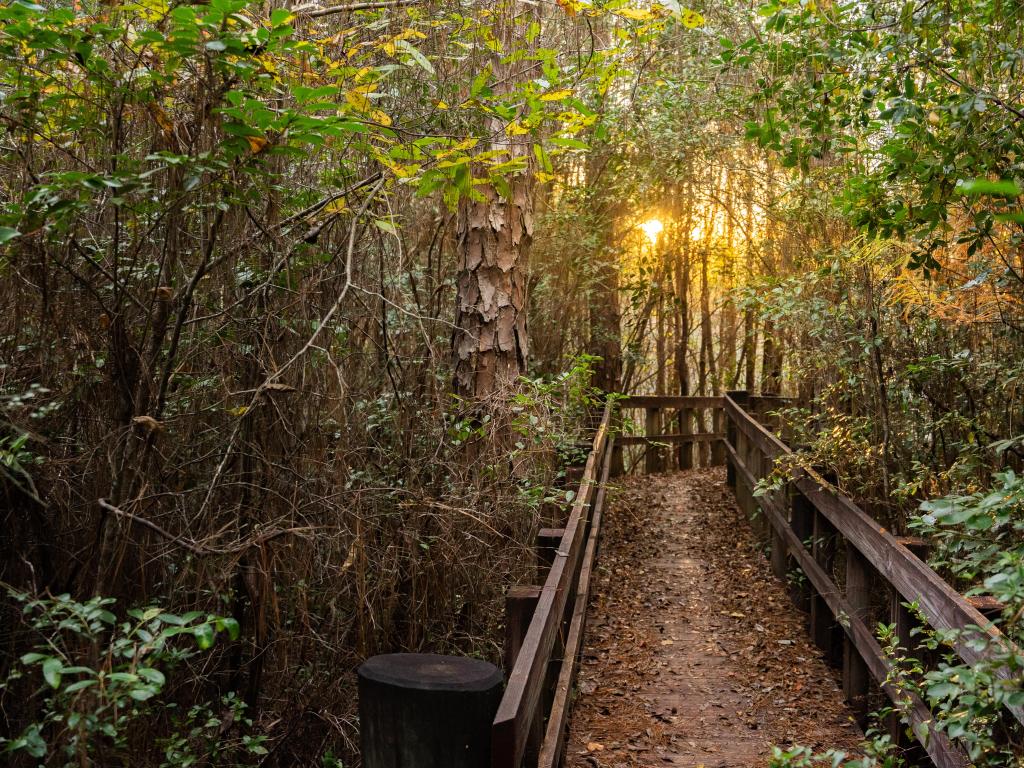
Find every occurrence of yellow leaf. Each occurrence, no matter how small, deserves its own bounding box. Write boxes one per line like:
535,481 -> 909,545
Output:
228,406 -> 249,417
345,90 -> 372,112
617,6 -> 654,20
540,89 -> 572,102
506,120 -> 529,136
535,171 -> 555,183
436,100 -> 449,110
371,109 -> 392,126
680,8 -> 704,27
247,135 -> 270,154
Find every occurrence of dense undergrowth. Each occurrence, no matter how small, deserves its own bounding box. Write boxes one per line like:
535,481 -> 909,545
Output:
4,0 -> 1024,764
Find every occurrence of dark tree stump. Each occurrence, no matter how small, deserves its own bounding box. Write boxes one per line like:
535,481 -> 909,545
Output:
358,653 -> 503,768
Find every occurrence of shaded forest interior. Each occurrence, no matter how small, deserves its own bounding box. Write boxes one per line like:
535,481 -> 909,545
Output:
3,0 -> 1024,765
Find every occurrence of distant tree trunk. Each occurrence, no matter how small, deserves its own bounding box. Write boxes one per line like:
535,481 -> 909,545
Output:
656,273 -> 667,397
589,174 -> 621,397
742,191 -> 757,391
675,211 -> 693,469
720,185 -> 737,388
760,168 -> 783,394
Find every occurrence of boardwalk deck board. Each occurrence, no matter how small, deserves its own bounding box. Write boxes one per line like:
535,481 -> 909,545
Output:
566,469 -> 864,767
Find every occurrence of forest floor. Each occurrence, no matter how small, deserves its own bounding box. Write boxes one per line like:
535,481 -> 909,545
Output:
565,468 -> 864,767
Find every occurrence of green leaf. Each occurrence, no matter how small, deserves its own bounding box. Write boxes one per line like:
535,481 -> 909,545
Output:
137,667 -> 166,686
42,657 -> 62,689
0,227 -> 21,244
218,616 -> 241,641
395,39 -> 433,74
956,179 -> 1022,197
192,622 -> 215,650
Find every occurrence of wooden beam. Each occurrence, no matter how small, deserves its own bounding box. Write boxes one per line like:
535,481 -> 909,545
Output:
724,439 -> 968,768
618,395 -> 723,409
537,439 -> 613,768
491,406 -> 611,768
615,432 -> 724,446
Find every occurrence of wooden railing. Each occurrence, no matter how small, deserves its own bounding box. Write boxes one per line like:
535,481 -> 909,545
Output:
724,390 -> 1017,768
616,395 -> 725,472
491,402 -> 614,768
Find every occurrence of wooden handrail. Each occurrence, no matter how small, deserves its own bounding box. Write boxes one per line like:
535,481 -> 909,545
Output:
723,392 -> 1022,766
618,395 -> 723,409
491,402 -> 613,768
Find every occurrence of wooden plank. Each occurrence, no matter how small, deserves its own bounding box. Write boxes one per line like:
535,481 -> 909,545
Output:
844,546 -> 872,724
491,406 -> 611,768
645,408 -> 662,473
725,439 -> 968,768
724,395 -> 1020,722
618,395 -> 724,409
615,433 -> 724,446
538,439 -> 614,768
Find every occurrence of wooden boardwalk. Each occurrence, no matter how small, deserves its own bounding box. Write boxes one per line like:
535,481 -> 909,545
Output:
565,469 -> 862,767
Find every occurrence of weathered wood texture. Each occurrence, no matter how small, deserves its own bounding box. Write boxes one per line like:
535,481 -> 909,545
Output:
491,403 -> 614,768
617,396 -> 725,472
722,391 -> 1024,768
359,654 -> 504,768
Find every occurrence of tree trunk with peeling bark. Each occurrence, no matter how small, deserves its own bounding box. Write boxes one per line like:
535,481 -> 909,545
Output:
450,0 -> 537,401
452,181 -> 533,398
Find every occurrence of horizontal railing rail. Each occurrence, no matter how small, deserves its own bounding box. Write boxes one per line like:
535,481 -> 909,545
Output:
616,394 -> 724,472
724,390 -> 1018,768
491,402 -> 614,768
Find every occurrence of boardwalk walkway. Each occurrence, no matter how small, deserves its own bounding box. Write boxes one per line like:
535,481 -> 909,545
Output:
566,468 -> 863,767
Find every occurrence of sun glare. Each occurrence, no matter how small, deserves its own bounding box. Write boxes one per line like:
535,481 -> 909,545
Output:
640,218 -> 664,244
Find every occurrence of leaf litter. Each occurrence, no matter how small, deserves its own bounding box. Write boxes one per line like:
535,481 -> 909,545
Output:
566,468 -> 863,767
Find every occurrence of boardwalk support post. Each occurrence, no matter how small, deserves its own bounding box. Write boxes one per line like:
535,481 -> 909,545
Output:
843,547 -> 872,726
358,653 -> 503,768
724,390 -> 749,490
790,490 -> 814,612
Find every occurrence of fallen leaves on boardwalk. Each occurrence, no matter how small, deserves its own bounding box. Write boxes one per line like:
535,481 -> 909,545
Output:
566,468 -> 863,767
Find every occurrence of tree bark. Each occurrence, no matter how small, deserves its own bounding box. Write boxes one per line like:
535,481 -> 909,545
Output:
452,182 -> 533,398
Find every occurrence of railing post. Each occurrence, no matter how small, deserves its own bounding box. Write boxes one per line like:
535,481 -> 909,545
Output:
843,545 -> 872,726
610,400 -> 624,478
724,390 -> 748,490
811,505 -> 842,668
887,537 -> 931,754
710,404 -> 725,466
536,527 -> 564,583
678,404 -> 693,470
359,654 -> 503,768
503,586 -> 543,763
644,406 -> 662,473
790,490 -> 814,612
